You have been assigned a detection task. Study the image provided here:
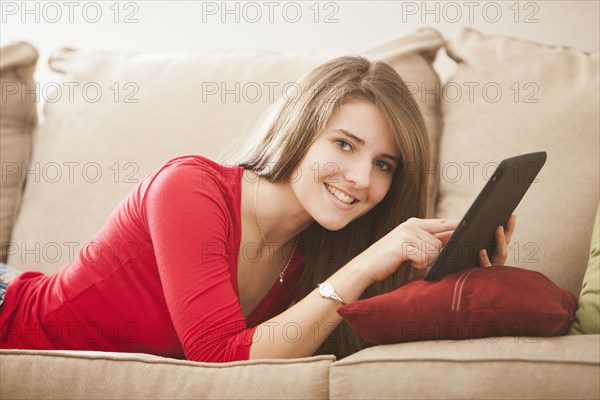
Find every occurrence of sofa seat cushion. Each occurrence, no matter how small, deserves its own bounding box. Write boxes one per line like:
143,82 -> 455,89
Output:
329,334 -> 600,400
0,349 -> 334,399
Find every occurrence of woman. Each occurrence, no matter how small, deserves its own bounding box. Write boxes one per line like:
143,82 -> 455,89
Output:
0,55 -> 515,362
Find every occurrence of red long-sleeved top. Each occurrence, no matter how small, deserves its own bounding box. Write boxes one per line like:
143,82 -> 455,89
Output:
0,155 -> 305,362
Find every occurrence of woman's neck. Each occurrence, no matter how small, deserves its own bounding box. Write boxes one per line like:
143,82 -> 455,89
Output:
241,169 -> 314,249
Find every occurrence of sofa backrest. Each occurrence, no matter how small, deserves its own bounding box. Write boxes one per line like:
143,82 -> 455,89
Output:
435,28 -> 599,295
0,42 -> 38,264
2,29 -> 444,274
2,28 -> 599,296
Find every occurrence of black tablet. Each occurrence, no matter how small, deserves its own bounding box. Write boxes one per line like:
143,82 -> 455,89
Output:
424,151 -> 547,281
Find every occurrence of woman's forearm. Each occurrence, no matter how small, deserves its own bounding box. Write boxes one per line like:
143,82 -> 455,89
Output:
248,252 -> 375,360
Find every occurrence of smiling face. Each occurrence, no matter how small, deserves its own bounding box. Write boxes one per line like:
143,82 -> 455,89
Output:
290,98 -> 400,231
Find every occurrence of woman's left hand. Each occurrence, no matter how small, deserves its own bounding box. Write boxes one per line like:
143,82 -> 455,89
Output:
479,214 -> 517,267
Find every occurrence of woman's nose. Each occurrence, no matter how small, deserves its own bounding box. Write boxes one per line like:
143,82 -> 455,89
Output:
343,161 -> 371,190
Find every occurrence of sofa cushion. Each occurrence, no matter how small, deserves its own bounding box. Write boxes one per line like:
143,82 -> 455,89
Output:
569,203 -> 600,334
0,349 -> 334,399
435,28 -> 600,296
0,42 -> 38,264
337,266 -> 577,345
7,28 -> 444,274
329,334 -> 600,400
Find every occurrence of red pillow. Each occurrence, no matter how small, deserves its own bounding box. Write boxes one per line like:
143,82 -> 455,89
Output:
337,266 -> 577,345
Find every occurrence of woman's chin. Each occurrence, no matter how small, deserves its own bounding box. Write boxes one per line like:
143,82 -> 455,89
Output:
316,217 -> 349,232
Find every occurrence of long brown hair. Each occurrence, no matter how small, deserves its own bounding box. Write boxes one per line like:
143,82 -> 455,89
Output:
222,55 -> 430,359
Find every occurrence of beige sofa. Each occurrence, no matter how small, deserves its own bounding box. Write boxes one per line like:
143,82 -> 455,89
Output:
1,28 -> 598,399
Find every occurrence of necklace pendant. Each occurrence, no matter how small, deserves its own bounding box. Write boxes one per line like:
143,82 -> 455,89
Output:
279,277 -> 284,285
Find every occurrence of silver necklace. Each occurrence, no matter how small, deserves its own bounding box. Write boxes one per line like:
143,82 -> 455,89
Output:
253,175 -> 299,286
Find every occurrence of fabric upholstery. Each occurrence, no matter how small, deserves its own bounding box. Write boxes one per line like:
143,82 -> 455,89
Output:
435,28 -> 600,296
0,350 -> 334,399
569,203 -> 600,334
0,42 -> 38,264
6,28 -> 444,274
329,334 -> 600,400
2,28 -> 599,400
338,266 -> 577,344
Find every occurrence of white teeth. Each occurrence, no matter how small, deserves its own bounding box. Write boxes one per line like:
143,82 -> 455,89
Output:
325,183 -> 356,204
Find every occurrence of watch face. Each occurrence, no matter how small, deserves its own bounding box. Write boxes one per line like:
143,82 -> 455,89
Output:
321,283 -> 334,296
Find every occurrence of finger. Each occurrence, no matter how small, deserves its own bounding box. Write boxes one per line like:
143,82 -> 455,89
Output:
408,239 -> 442,269
489,226 -> 507,265
402,225 -> 445,253
434,230 -> 454,246
504,214 -> 516,244
404,245 -> 431,270
479,248 -> 492,267
403,237 -> 440,264
416,230 -> 444,252
415,218 -> 461,234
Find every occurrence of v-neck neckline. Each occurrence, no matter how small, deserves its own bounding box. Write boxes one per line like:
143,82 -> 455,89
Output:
231,165 -> 303,323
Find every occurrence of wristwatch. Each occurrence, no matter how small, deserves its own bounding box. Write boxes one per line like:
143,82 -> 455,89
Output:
317,282 -> 347,305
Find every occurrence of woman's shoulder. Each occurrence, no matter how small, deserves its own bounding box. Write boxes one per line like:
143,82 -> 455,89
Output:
150,154 -> 243,185
136,155 -> 244,220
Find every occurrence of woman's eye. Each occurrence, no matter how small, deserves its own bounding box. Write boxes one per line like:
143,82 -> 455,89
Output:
336,139 -> 393,172
376,160 -> 392,172
335,139 -> 353,152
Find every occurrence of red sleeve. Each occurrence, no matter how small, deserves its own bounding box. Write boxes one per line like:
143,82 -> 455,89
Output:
142,161 -> 258,363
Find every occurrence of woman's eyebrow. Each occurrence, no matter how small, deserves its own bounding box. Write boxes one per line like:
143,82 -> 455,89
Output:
333,129 -> 401,165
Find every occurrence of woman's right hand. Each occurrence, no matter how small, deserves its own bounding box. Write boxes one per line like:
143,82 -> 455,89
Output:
360,218 -> 460,284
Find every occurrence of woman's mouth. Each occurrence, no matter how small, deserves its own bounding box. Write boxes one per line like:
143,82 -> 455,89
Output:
324,183 -> 358,209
